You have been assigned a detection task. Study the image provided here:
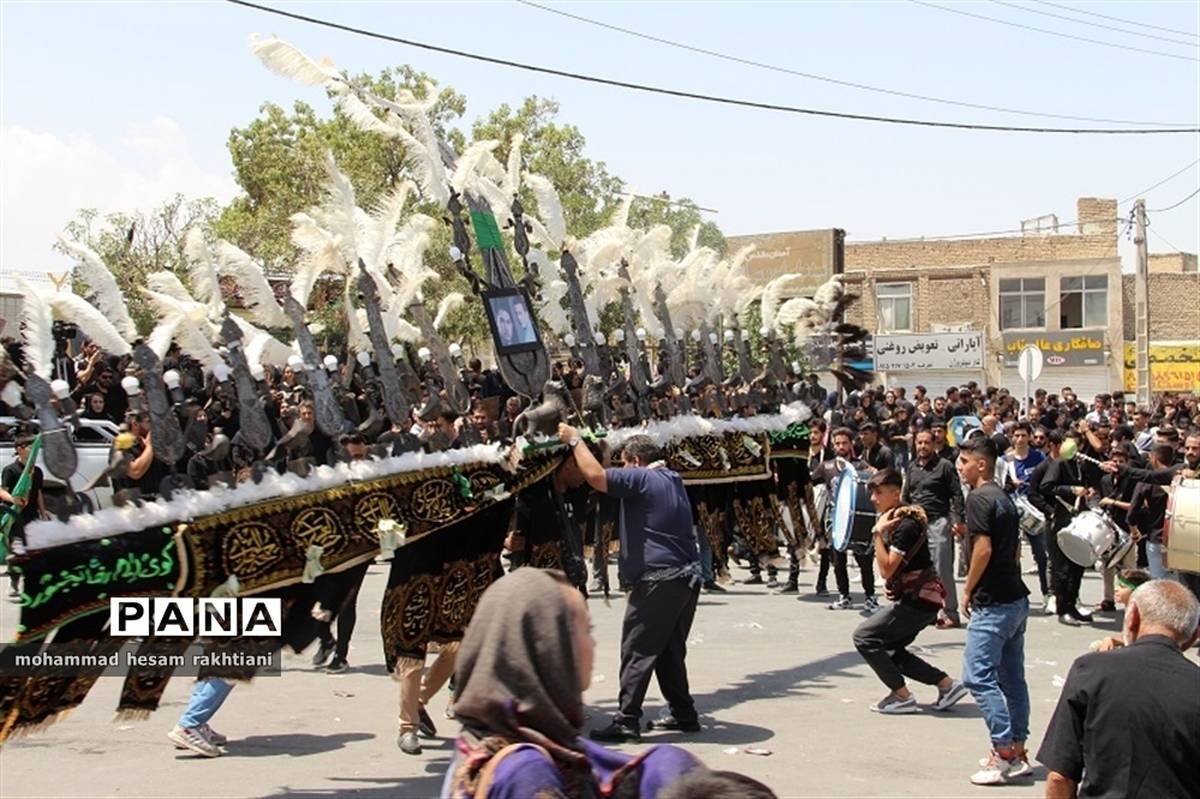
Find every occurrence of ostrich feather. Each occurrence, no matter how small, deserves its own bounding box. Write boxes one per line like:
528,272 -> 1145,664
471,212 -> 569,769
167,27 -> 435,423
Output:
340,92 -> 448,207
685,224 -> 701,255
365,181 -> 414,264
173,316 -> 224,371
250,34 -> 343,87
450,140 -> 499,195
343,280 -> 369,355
760,273 -> 816,332
214,241 -> 288,327
146,271 -> 197,303
289,216 -> 345,307
536,279 -> 572,335
581,239 -> 627,276
524,215 -> 558,253
813,274 -> 845,309
336,91 -> 403,138
728,244 -> 756,278
142,288 -> 209,327
468,174 -> 515,221
184,227 -> 223,316
609,193 -> 634,229
524,248 -> 553,279
368,93 -> 449,206
433,292 -> 465,331
476,151 -> 508,189
774,297 -> 820,330
45,292 -> 133,357
387,315 -> 423,344
15,277 -> 54,380
147,317 -> 182,359
505,134 -> 523,196
524,173 -> 566,247
232,315 -> 293,367
630,225 -> 673,272
57,235 -> 137,342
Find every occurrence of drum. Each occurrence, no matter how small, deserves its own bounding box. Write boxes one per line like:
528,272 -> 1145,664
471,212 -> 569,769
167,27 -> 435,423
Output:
1058,510 -> 1119,567
830,464 -> 874,555
1101,531 -> 1136,572
1014,495 -> 1045,536
1165,478 -> 1200,575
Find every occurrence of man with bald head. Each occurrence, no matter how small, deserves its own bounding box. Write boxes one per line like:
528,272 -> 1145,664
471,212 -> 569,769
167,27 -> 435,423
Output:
1038,580 -> 1200,798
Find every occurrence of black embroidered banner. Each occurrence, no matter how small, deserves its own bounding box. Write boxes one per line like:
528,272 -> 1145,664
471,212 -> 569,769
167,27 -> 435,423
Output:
666,432 -> 773,485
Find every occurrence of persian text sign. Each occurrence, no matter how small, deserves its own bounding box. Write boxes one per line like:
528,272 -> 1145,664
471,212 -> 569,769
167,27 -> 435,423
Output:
1122,342 -> 1200,392
874,332 -> 984,371
1002,332 -> 1105,368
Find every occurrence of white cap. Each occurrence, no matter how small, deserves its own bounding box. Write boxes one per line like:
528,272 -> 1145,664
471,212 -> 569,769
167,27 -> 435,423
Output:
613,328 -> 625,342
563,333 -> 576,348
323,354 -> 338,371
690,330 -> 702,342
417,347 -> 432,361
741,329 -> 751,341
162,370 -> 181,390
356,351 -> 372,368
449,245 -> 463,262
121,376 -> 141,395
287,354 -> 304,369
390,344 -> 405,360
448,342 -> 462,358
595,331 -> 607,346
708,332 -> 719,344
51,378 -> 71,399
791,360 -> 802,373
212,363 -> 231,383
635,327 -> 646,341
723,330 -> 735,342
759,326 -> 770,337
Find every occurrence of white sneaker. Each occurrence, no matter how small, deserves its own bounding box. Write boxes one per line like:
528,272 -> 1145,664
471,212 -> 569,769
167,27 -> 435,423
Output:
827,595 -> 853,610
167,725 -> 221,757
869,692 -> 919,714
199,723 -> 227,745
970,751 -> 1032,785
1043,596 -> 1057,616
931,680 -> 968,711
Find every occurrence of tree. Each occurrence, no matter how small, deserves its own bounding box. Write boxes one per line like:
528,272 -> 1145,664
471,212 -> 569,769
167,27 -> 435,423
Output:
56,195 -> 220,335
627,193 -> 725,258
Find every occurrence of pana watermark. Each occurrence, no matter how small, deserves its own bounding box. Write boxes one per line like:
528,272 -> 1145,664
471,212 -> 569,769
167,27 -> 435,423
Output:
109,598 -> 282,637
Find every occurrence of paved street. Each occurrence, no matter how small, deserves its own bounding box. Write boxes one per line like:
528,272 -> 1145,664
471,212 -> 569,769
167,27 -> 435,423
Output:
1,554 -> 1132,799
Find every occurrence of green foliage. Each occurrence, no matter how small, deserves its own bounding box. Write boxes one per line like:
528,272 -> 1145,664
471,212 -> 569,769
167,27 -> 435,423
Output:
55,195 -> 220,335
627,192 -> 725,258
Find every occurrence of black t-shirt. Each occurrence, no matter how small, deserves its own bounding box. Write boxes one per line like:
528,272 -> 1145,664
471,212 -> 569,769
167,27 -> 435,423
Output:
964,482 -> 1029,606
890,516 -> 933,573
2,460 -> 43,525
1036,635 -> 1200,798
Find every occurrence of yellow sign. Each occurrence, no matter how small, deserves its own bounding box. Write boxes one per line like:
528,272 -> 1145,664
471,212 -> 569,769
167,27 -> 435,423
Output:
1123,342 -> 1200,392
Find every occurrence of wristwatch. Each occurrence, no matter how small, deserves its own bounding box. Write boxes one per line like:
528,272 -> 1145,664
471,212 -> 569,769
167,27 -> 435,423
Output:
568,436 -> 581,449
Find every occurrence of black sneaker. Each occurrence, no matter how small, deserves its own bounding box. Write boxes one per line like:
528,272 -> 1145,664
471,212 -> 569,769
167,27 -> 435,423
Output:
1057,614 -> 1082,627
325,657 -> 348,673
417,705 -> 437,738
589,720 -> 641,743
645,715 -> 701,733
741,575 -> 764,585
311,641 -> 335,667
773,583 -> 799,595
702,581 -> 726,593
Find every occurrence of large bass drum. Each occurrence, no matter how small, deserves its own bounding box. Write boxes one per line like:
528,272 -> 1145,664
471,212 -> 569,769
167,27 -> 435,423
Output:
1058,510 -> 1119,567
830,463 -> 874,555
1165,478 -> 1200,575
1014,495 -> 1045,537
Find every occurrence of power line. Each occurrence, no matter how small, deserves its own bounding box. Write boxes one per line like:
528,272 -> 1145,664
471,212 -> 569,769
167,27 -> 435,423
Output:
1148,187 -> 1200,213
1120,158 -> 1200,204
227,0 -> 1200,134
1146,226 -> 1191,255
517,0 -> 1190,127
910,1 -> 1200,63
1032,0 -> 1200,40
988,0 -> 1198,48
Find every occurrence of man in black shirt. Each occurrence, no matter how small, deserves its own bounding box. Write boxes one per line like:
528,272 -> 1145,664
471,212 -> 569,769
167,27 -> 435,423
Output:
904,429 -> 966,627
1037,580 -> 1200,798
1039,433 -> 1093,625
1,434 -> 47,597
851,469 -> 966,714
957,436 -> 1032,786
858,422 -> 893,471
1127,444 -> 1175,580
811,428 -> 877,612
930,421 -> 956,463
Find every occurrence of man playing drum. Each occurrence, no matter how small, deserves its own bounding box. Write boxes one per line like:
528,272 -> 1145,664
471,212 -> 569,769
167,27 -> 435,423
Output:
811,427 -> 878,612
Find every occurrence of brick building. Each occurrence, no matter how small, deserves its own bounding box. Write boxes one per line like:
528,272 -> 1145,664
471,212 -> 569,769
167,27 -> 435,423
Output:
731,197 -> 1197,399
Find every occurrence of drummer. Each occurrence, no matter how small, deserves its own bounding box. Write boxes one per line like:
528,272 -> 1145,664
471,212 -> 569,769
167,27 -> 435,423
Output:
811,427 -> 878,612
1095,445 -> 1137,612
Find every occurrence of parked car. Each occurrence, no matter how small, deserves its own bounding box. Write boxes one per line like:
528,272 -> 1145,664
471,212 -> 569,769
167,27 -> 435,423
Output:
0,417 -> 119,518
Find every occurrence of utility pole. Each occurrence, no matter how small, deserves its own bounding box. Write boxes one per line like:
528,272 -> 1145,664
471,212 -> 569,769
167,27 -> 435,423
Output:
1133,199 -> 1151,408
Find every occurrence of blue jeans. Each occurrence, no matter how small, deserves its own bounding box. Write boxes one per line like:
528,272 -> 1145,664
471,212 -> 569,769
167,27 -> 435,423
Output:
962,598 -> 1030,748
697,528 -> 714,583
179,678 -> 233,729
1146,541 -> 1175,581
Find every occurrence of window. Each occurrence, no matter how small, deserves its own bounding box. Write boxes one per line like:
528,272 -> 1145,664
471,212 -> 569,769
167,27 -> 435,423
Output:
876,282 -> 912,332
999,277 -> 1045,330
1059,274 -> 1107,329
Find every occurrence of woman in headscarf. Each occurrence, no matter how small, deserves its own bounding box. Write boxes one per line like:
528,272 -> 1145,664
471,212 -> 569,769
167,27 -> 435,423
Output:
443,568 -> 701,798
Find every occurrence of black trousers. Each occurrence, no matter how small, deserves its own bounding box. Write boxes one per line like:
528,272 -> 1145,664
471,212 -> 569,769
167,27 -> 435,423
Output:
316,563 -> 370,660
852,601 -> 947,692
616,577 -> 700,725
1048,526 -> 1083,610
834,548 -> 875,599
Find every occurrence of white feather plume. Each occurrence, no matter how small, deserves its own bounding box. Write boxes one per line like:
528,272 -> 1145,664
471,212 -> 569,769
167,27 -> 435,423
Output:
2,382 -> 23,408
760,273 -> 816,332
524,214 -> 558,253
184,227 -> 223,317
344,280 -> 370,355
233,316 -> 293,367
524,173 -> 567,248
142,288 -> 209,327
336,91 -> 402,138
173,317 -> 224,371
147,317 -> 182,359
146,271 -> 197,303
214,241 -> 289,327
813,275 -> 845,310
468,174 -> 516,221
250,34 -> 343,87
774,297 -> 820,330
389,316 -> 423,344
57,235 -> 137,342
537,279 -> 572,336
45,292 -> 133,357
15,276 -> 54,380
630,225 -> 673,272
685,224 -> 701,255
450,140 -> 499,195
505,134 -> 523,196
433,292 -> 465,331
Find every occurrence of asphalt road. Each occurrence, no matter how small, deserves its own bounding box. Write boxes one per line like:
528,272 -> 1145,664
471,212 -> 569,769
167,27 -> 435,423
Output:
0,554 -> 1139,799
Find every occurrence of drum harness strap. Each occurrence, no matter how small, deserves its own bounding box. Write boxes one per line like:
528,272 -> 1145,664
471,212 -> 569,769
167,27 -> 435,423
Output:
884,506 -> 947,608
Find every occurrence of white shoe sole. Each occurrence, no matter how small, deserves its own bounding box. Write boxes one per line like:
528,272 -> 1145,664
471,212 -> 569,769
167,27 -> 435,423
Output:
167,730 -> 220,758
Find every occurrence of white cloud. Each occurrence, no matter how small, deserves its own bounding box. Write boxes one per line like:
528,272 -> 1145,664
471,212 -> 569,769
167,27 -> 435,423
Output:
0,117 -> 237,276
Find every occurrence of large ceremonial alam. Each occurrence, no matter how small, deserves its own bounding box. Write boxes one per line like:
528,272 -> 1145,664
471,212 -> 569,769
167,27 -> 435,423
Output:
0,37 -> 871,742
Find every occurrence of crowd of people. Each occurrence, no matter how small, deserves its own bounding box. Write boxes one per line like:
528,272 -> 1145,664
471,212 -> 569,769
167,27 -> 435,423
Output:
3,330 -> 1198,796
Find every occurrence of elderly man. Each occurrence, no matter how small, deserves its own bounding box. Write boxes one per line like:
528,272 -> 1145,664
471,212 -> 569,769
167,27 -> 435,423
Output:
559,423 -> 702,742
1037,580 -> 1200,798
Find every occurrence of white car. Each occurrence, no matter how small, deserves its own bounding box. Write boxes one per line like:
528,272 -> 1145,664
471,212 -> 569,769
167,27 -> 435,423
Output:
0,417 -> 120,517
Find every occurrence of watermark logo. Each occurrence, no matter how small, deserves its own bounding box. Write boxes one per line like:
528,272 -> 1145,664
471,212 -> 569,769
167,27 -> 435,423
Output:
109,598 -> 282,637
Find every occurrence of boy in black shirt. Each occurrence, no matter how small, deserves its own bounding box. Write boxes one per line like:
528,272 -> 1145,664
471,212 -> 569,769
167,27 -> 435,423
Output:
957,436 -> 1032,786
1,434 -> 47,597
851,469 -> 967,714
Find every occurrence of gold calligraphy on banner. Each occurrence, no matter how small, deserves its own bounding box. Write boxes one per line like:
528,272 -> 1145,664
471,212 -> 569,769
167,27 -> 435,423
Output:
1122,342 -> 1200,392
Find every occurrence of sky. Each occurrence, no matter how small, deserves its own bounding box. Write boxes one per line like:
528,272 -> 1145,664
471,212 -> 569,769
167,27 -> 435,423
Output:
2,0 -> 1198,278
